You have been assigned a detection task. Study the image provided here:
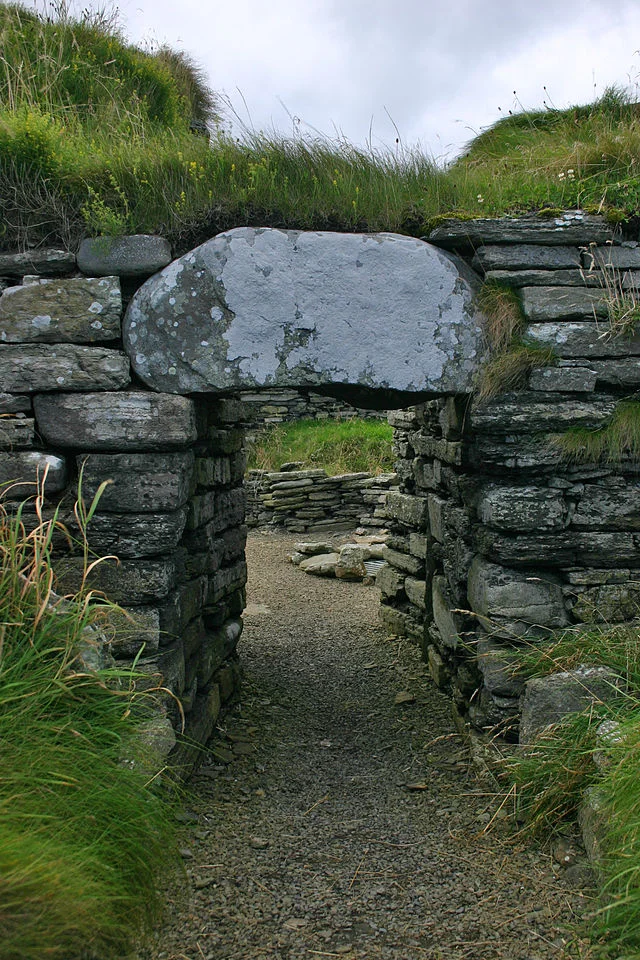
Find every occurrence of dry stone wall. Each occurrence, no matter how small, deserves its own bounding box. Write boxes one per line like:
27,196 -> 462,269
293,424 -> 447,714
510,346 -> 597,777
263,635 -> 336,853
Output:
245,467 -> 396,533
3,214 -> 640,757
0,240 -> 247,773
379,213 -> 640,740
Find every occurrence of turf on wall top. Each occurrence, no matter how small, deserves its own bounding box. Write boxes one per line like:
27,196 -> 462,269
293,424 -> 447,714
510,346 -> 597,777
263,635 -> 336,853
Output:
1,1 -> 639,253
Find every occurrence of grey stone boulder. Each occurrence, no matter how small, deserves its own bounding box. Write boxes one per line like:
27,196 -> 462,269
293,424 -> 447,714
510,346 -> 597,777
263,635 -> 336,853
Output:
467,557 -> 568,639
0,277 -> 121,342
77,235 -> 172,278
335,543 -> 367,580
123,228 -> 488,399
519,666 -> 623,744
299,552 -> 339,576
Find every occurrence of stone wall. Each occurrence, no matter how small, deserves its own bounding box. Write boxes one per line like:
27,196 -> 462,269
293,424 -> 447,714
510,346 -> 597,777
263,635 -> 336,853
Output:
0,241 -> 247,773
379,213 -> 640,740
245,467 -> 397,533
3,215 -> 640,755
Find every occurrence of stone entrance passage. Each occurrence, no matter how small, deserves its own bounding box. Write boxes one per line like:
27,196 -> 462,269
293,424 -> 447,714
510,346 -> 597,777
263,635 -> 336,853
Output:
1,213 -> 639,762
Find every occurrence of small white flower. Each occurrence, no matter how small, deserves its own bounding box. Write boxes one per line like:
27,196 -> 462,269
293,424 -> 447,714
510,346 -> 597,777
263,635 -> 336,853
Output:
477,193 -> 484,203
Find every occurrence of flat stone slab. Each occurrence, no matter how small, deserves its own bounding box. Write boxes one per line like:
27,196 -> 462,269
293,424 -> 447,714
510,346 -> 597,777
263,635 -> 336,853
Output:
0,249 -> 76,277
472,244 -> 581,272
0,344 -> 130,392
34,391 -> 197,450
427,213 -> 614,250
124,228 -> 488,399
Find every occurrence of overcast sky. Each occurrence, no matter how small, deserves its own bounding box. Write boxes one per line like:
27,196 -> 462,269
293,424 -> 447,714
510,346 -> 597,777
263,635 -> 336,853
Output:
35,0 -> 640,161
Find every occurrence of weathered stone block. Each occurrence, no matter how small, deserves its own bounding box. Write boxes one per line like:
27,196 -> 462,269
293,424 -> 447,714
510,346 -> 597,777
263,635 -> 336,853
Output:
409,532 -> 428,559
485,268 -> 600,288
476,638 -> 525,698
0,249 -> 76,277
376,563 -> 405,599
571,482 -> 640,530
385,491 -> 428,527
472,244 -> 581,272
427,494 -> 446,543
475,529 -> 640,568
0,277 -> 121,342
0,452 -> 67,496
0,394 -> 31,414
405,576 -> 427,610
476,484 -> 566,532
105,606 -> 160,658
520,286 -> 607,321
138,641 -> 186,696
467,557 -> 568,638
589,358 -> 640,388
0,417 -> 34,449
525,321 -> 640,358
381,545 -> 423,576
197,619 -> 242,687
568,582 -> 640,623
528,365 -> 597,392
586,244 -> 640,270
55,556 -> 176,604
471,395 -> 615,434
78,451 -> 194,512
0,344 -> 131,392
77,235 -> 172,278
34,392 -> 197,450
427,213 -> 613,250
520,667 -> 623,744
431,575 -> 462,649
83,508 -> 187,558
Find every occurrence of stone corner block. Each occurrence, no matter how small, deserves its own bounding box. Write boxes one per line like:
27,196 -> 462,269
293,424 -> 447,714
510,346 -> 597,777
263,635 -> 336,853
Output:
467,556 -> 568,639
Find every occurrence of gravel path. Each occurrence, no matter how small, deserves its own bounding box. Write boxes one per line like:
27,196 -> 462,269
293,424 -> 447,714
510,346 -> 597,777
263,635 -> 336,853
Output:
143,531 -> 594,960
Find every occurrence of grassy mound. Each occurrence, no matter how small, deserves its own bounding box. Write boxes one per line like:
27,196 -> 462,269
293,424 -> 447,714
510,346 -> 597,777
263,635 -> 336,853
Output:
247,418 -> 395,475
2,4 -> 640,252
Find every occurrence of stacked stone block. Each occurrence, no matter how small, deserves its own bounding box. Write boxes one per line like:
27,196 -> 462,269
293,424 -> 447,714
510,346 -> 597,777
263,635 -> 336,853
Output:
381,213 -> 640,740
0,240 -> 246,772
245,468 -> 396,533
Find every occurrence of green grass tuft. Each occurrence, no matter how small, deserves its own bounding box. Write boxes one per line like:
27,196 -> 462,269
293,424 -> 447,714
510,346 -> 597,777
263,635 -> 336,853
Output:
551,400 -> 640,463
247,418 -> 395,475
0,485 -> 181,959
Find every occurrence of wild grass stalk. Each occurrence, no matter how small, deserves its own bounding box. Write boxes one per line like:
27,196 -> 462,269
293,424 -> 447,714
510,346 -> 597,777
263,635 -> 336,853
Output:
0,479 -> 181,959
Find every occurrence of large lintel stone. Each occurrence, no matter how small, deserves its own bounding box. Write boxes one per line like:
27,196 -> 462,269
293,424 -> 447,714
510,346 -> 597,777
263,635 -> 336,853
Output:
124,228 -> 488,400
34,392 -> 197,450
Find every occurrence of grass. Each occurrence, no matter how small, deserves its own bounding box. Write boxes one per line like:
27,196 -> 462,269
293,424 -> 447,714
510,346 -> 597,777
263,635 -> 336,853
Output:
499,621 -> 640,958
551,400 -> 640,463
473,283 -> 556,400
0,480 -> 181,959
246,418 -> 395,475
3,6 -> 640,251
